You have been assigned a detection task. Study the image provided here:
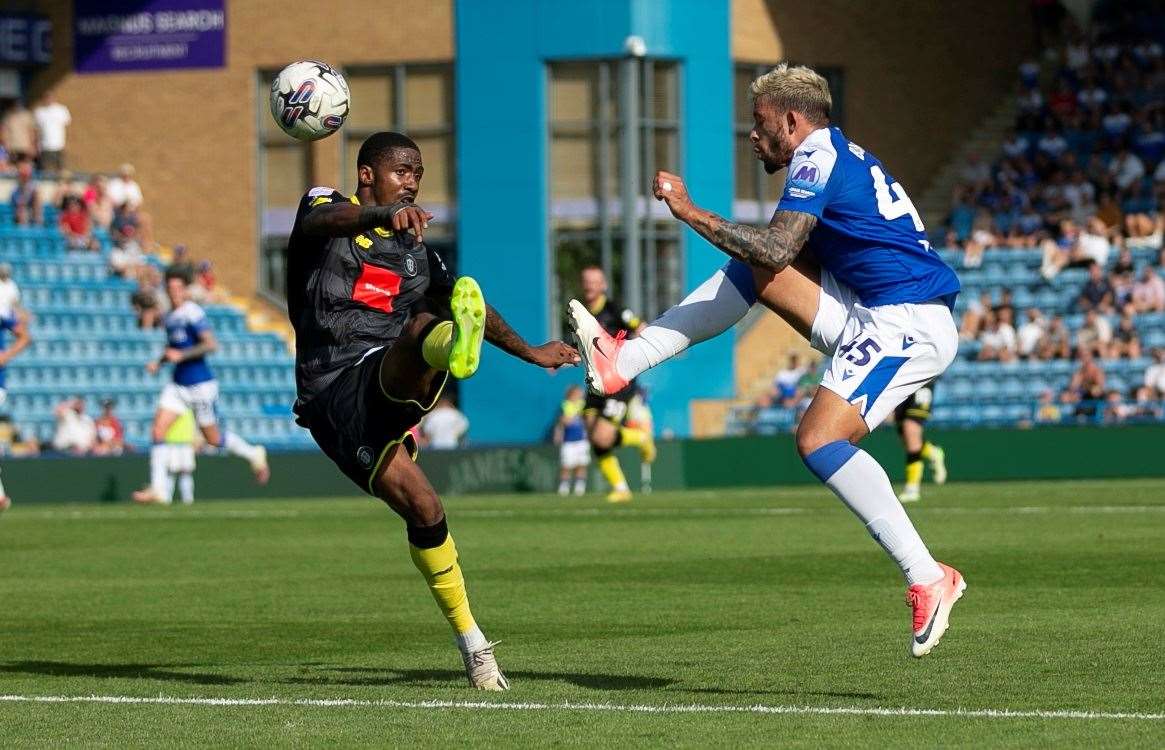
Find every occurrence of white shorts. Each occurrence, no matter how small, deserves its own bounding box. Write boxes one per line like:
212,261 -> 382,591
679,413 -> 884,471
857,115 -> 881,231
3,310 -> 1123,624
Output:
158,381 -> 219,428
560,440 -> 591,469
165,443 -> 197,473
811,271 -> 958,430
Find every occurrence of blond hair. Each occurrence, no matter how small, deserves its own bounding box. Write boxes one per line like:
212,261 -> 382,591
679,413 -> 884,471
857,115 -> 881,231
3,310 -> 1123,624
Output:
750,63 -> 832,124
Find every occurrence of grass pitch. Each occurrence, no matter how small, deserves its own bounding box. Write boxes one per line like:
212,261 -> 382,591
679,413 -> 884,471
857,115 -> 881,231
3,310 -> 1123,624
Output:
1,479 -> 1163,747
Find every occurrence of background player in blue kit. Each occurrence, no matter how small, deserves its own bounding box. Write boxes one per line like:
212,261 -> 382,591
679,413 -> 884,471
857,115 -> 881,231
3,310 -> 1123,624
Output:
571,63 -> 966,657
555,384 -> 590,496
0,307 -> 31,511
133,271 -> 269,504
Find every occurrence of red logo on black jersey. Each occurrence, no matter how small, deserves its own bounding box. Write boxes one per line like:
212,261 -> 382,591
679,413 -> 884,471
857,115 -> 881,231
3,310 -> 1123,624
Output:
352,263 -> 402,313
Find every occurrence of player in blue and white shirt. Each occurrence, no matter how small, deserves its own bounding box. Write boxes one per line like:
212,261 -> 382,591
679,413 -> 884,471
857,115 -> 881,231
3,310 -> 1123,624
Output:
569,64 -> 965,658
0,307 -> 31,511
133,271 -> 269,503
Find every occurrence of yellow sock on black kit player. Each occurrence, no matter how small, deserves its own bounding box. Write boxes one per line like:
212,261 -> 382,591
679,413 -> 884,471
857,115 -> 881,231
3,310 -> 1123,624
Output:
894,380 -> 947,503
284,131 -> 578,690
575,265 -> 656,502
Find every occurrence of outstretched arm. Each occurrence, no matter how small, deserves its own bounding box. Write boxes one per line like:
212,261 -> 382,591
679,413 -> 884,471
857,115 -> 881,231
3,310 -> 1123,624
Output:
301,201 -> 433,243
0,313 -> 31,366
485,304 -> 579,370
652,170 -> 816,273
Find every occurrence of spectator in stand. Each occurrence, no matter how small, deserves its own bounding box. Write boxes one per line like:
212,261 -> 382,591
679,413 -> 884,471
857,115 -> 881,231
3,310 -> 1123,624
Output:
959,291 -> 994,341
49,169 -> 80,208
1065,349 -> 1107,414
762,353 -> 808,408
961,210 -> 998,268
0,100 -> 37,163
1076,261 -> 1115,313
93,398 -> 126,456
1144,348 -> 1165,397
1001,129 -> 1031,159
58,195 -> 100,252
0,263 -> 20,318
1034,389 -> 1062,424
51,396 -> 96,455
108,230 -> 144,278
107,163 -> 144,211
419,397 -> 469,450
1037,124 -> 1070,160
1108,143 -> 1145,192
82,174 -> 115,229
166,245 -> 196,281
10,159 -> 41,226
1076,308 -> 1114,358
1017,307 -> 1047,359
1039,315 -> 1072,360
1103,390 -> 1130,424
1112,246 -> 1135,276
110,202 -> 140,242
1125,212 -> 1163,251
32,92 -> 71,172
192,260 -> 220,303
1095,191 -> 1124,230
1131,386 -> 1163,420
977,309 -> 1017,362
1111,312 -> 1142,359
131,267 -> 163,329
1046,218 -> 1113,279
1132,265 -> 1165,312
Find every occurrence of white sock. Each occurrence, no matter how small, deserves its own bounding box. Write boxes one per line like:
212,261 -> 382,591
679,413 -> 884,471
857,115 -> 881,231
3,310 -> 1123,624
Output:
615,262 -> 755,381
808,443 -> 943,585
557,480 -> 569,496
160,471 -> 176,505
573,478 -> 586,495
149,444 -> 168,497
222,431 -> 261,463
178,473 -> 194,504
456,625 -> 488,654
0,467 -> 7,498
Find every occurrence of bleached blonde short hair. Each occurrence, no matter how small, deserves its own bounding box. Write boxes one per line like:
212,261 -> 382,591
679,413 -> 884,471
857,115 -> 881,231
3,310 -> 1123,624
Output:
750,63 -> 832,124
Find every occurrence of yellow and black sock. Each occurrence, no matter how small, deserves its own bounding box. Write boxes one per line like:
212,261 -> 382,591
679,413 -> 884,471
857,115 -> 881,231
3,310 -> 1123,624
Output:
420,320 -> 455,371
905,450 -> 924,486
408,517 -> 478,637
919,442 -> 936,461
594,444 -> 629,491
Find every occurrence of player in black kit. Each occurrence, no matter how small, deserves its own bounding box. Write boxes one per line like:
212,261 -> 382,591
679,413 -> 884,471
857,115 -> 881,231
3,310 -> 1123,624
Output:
576,266 -> 654,502
286,132 -> 578,690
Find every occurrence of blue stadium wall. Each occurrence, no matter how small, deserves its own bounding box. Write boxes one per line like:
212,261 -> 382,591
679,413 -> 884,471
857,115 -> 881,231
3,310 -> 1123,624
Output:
455,0 -> 734,443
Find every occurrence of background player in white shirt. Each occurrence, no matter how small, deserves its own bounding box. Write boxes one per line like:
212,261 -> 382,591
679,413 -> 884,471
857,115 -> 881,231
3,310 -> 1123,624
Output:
571,64 -> 966,657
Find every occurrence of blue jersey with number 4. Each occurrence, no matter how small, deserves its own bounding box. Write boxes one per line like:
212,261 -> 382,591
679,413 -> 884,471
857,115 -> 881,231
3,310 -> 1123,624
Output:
776,126 -> 960,308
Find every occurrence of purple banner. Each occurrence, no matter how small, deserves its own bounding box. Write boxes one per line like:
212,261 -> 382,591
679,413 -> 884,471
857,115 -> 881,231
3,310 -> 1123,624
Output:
74,0 -> 225,73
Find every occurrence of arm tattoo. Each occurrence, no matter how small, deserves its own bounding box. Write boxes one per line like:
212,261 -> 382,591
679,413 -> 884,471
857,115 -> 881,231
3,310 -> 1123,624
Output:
484,304 -> 533,362
692,210 -> 817,272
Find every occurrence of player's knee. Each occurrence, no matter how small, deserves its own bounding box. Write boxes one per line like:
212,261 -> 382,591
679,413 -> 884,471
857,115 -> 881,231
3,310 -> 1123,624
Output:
376,477 -> 443,527
795,422 -> 833,459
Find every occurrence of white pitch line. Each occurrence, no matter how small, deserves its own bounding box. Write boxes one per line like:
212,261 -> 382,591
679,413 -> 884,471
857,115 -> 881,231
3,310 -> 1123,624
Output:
8,504 -> 1165,522
0,694 -> 1161,721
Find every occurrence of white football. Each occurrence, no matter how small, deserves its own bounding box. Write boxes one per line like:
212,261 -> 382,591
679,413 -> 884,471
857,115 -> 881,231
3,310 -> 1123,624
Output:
270,60 -> 350,141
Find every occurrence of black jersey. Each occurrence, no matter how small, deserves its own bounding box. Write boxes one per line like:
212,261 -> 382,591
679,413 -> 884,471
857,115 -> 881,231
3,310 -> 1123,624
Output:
285,187 -> 455,413
590,295 -> 640,338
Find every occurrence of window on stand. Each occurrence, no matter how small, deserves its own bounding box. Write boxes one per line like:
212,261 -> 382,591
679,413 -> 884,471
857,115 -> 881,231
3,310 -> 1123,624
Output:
548,59 -> 682,337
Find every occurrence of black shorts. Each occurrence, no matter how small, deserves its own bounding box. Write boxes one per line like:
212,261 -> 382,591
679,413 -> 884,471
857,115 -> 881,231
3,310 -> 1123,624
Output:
296,349 -> 446,495
584,385 -> 635,426
895,382 -> 935,425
